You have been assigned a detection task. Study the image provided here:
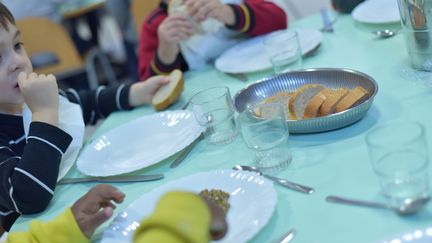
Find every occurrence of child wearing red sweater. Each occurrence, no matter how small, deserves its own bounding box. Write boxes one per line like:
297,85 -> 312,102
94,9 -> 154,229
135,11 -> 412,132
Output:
138,0 -> 288,80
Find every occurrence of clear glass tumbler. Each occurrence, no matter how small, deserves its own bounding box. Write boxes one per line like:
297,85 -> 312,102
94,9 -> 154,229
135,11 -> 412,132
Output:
263,30 -> 303,74
366,121 -> 430,207
238,102 -> 292,173
190,86 -> 237,145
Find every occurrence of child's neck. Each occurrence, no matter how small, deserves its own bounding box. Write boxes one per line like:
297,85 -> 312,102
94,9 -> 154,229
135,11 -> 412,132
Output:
0,104 -> 23,115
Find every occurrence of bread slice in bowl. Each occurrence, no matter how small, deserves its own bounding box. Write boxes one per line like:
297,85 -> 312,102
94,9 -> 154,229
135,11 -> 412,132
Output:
334,86 -> 369,113
303,91 -> 327,119
289,84 -> 325,120
152,69 -> 184,111
319,88 -> 349,116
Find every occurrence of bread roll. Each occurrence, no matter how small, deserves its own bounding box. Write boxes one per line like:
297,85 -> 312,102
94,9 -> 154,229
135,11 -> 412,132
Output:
152,69 -> 184,111
168,0 -> 200,32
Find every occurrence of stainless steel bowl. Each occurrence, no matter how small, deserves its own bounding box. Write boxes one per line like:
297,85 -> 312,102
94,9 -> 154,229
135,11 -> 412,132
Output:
234,68 -> 379,133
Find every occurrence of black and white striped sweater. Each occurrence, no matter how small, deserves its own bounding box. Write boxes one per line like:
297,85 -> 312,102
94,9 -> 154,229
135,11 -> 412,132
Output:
0,83 -> 133,231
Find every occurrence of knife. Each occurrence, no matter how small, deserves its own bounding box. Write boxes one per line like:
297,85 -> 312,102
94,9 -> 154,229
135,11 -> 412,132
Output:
320,8 -> 334,32
170,134 -> 203,168
275,228 -> 296,243
58,174 -> 164,185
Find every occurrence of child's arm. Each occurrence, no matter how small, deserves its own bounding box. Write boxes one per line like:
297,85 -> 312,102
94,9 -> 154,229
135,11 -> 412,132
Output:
0,120 -> 72,231
62,76 -> 169,125
6,185 -> 124,243
187,0 -> 287,37
138,6 -> 189,80
0,72 -> 72,231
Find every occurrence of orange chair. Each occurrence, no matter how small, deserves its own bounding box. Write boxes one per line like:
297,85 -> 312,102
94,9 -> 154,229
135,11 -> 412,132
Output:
131,0 -> 160,34
16,17 -> 117,90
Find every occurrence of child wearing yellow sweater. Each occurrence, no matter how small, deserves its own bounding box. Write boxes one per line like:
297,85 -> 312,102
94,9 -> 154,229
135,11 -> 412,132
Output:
2,184 -> 227,243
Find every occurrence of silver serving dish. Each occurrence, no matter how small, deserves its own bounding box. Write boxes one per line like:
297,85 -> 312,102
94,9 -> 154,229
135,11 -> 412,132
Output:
234,68 -> 379,133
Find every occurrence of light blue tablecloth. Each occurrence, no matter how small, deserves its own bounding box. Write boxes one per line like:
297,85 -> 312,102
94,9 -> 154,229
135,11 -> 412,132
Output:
11,12 -> 432,243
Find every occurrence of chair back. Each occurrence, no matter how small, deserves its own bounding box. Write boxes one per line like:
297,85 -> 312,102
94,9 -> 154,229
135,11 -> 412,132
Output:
131,0 -> 160,34
16,17 -> 84,75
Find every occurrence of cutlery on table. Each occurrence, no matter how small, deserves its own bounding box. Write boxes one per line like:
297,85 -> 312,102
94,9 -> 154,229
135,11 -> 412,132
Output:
225,72 -> 248,82
233,165 -> 314,194
170,134 -> 204,168
320,8 -> 334,32
326,195 -> 430,215
372,29 -> 398,38
274,228 -> 296,243
58,174 -> 164,185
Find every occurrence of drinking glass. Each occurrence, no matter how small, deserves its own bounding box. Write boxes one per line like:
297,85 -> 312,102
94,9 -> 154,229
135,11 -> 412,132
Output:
238,102 -> 292,173
190,86 -> 237,145
263,30 -> 303,74
366,121 -> 430,207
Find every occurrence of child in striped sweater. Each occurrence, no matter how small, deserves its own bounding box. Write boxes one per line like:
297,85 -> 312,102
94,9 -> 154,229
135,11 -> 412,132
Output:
0,3 -> 171,231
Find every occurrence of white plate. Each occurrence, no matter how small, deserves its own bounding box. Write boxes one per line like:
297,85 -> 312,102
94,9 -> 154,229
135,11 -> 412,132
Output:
381,226 -> 432,242
76,110 -> 203,176
101,170 -> 277,243
352,0 -> 400,24
215,29 -> 323,74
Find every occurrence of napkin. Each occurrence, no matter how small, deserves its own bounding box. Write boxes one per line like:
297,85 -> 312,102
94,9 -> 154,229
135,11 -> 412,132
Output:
22,96 -> 85,181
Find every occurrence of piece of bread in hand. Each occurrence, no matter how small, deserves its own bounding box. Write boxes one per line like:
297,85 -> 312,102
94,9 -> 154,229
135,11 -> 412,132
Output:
152,69 -> 184,111
319,88 -> 349,116
289,84 -> 325,120
168,0 -> 200,32
334,86 -> 369,113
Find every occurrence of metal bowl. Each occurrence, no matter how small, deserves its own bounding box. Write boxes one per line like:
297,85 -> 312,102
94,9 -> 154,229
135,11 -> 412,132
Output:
234,68 -> 379,133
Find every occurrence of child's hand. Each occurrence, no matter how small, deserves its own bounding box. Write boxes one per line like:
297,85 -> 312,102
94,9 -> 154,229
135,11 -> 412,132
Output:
186,0 -> 235,25
158,16 -> 194,46
157,16 -> 194,64
18,72 -> 59,126
71,184 -> 125,239
129,76 -> 170,107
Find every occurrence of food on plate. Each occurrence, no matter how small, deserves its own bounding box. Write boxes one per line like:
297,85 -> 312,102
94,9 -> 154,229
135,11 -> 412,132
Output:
199,189 -> 230,213
258,84 -> 370,120
152,69 -> 184,111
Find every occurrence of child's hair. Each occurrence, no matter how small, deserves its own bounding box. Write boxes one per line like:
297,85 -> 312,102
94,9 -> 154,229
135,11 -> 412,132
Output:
0,3 -> 15,30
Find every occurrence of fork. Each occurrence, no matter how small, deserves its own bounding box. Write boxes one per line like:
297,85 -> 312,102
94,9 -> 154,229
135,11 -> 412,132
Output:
320,9 -> 338,32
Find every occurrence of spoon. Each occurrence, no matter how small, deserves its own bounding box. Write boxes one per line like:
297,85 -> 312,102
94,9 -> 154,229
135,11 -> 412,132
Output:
326,195 -> 430,215
372,29 -> 398,38
233,165 -> 314,194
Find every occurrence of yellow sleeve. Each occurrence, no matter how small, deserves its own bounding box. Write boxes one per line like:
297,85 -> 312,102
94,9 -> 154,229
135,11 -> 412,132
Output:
7,208 -> 88,243
133,191 -> 211,243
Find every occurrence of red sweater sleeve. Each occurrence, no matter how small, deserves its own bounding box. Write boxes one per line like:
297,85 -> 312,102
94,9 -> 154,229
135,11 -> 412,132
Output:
138,7 -> 189,80
227,0 -> 287,36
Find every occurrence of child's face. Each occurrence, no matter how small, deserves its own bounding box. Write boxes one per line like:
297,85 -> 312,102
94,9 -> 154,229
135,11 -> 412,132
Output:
0,22 -> 32,113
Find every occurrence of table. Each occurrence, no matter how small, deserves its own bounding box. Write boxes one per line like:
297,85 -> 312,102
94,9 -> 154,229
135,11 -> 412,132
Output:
11,12 -> 432,243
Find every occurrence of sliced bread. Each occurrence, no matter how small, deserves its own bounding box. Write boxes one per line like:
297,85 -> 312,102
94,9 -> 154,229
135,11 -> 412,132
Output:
152,69 -> 184,111
334,86 -> 369,113
319,88 -> 349,116
289,84 -> 325,120
303,91 -> 327,119
261,91 -> 292,119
